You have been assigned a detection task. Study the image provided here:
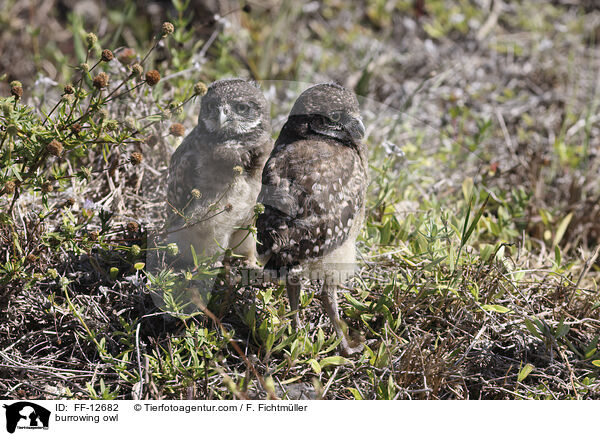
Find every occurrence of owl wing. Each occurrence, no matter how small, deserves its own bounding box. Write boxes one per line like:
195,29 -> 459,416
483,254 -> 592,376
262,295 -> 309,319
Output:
166,128 -> 209,225
257,139 -> 366,270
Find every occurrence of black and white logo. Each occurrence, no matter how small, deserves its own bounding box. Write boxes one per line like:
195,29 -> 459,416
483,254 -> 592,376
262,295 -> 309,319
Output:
3,402 -> 50,434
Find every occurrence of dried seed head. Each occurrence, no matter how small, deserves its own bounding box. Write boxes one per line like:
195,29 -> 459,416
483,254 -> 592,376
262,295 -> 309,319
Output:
10,81 -> 23,99
161,22 -> 175,37
1,101 -> 13,117
61,94 -> 75,104
64,84 -> 75,94
46,139 -> 64,157
130,152 -> 143,165
169,123 -> 185,137
86,32 -> 98,48
104,119 -> 118,131
101,49 -> 114,62
71,123 -> 82,135
26,253 -> 38,263
10,87 -> 23,99
190,189 -> 202,199
127,221 -> 139,233
93,72 -> 109,89
233,165 -> 244,175
193,81 -> 208,96
225,203 -> 233,212
169,102 -> 183,116
124,117 -> 136,130
98,108 -> 109,119
166,243 -> 179,257
130,244 -> 141,256
80,62 -> 90,73
66,198 -> 76,206
89,231 -> 99,241
3,180 -> 16,195
254,202 -> 265,215
131,63 -> 143,77
41,181 -> 53,193
145,70 -> 161,86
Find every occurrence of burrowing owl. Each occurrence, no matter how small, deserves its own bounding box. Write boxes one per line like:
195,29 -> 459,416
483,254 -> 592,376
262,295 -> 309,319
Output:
257,83 -> 368,356
166,79 -> 272,266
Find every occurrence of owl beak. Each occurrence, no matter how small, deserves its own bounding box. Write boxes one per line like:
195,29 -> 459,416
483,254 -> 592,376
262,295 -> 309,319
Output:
357,118 -> 365,137
218,107 -> 228,128
347,117 -> 365,140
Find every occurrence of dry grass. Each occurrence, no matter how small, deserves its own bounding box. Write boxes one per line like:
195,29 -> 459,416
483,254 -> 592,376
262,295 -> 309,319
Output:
1,0 -> 599,399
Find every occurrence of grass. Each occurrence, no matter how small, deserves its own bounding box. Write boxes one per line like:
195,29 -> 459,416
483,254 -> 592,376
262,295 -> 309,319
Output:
0,0 -> 599,399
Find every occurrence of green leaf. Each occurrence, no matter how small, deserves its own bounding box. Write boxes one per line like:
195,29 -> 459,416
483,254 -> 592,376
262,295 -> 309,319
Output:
517,363 -> 534,382
462,195 -> 489,246
307,359 -> 321,374
481,304 -> 511,313
134,262 -> 145,270
319,356 -> 352,369
347,387 -> 363,400
344,294 -> 369,311
265,331 -> 275,353
591,360 -> 600,367
380,219 -> 392,245
554,245 -> 562,267
9,164 -> 23,181
555,319 -> 570,339
524,318 -> 542,340
553,212 -> 573,248
462,177 -> 474,202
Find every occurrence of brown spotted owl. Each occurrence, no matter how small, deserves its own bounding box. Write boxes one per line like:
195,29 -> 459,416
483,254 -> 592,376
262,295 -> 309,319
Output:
166,79 -> 272,266
257,83 -> 368,356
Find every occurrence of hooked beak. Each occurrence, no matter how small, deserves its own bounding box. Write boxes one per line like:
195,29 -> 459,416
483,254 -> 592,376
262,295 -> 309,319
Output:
347,117 -> 365,141
218,107 -> 228,128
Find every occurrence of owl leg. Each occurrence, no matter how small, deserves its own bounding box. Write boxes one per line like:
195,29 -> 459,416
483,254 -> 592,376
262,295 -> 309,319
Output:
229,228 -> 258,268
286,275 -> 302,330
319,283 -> 364,357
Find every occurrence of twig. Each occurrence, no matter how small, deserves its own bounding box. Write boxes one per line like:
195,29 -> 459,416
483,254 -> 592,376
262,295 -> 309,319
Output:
476,0 -> 503,41
322,367 -> 339,399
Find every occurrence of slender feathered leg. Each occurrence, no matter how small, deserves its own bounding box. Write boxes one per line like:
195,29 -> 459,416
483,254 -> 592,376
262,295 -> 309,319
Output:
286,275 -> 302,329
319,283 -> 363,357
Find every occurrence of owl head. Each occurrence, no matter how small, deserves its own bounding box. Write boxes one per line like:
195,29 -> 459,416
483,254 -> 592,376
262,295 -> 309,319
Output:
199,79 -> 270,139
288,83 -> 365,145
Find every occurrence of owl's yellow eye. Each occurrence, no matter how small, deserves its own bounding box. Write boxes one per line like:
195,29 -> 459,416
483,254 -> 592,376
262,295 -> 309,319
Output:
329,111 -> 342,122
235,103 -> 250,114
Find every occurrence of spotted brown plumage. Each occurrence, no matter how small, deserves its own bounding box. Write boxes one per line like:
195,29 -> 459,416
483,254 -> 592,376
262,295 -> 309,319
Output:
258,139 -> 366,268
257,83 -> 368,356
166,78 -> 272,265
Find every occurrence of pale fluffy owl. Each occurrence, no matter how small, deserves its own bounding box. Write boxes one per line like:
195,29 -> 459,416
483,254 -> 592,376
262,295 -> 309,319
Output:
166,79 -> 272,266
257,83 -> 368,356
